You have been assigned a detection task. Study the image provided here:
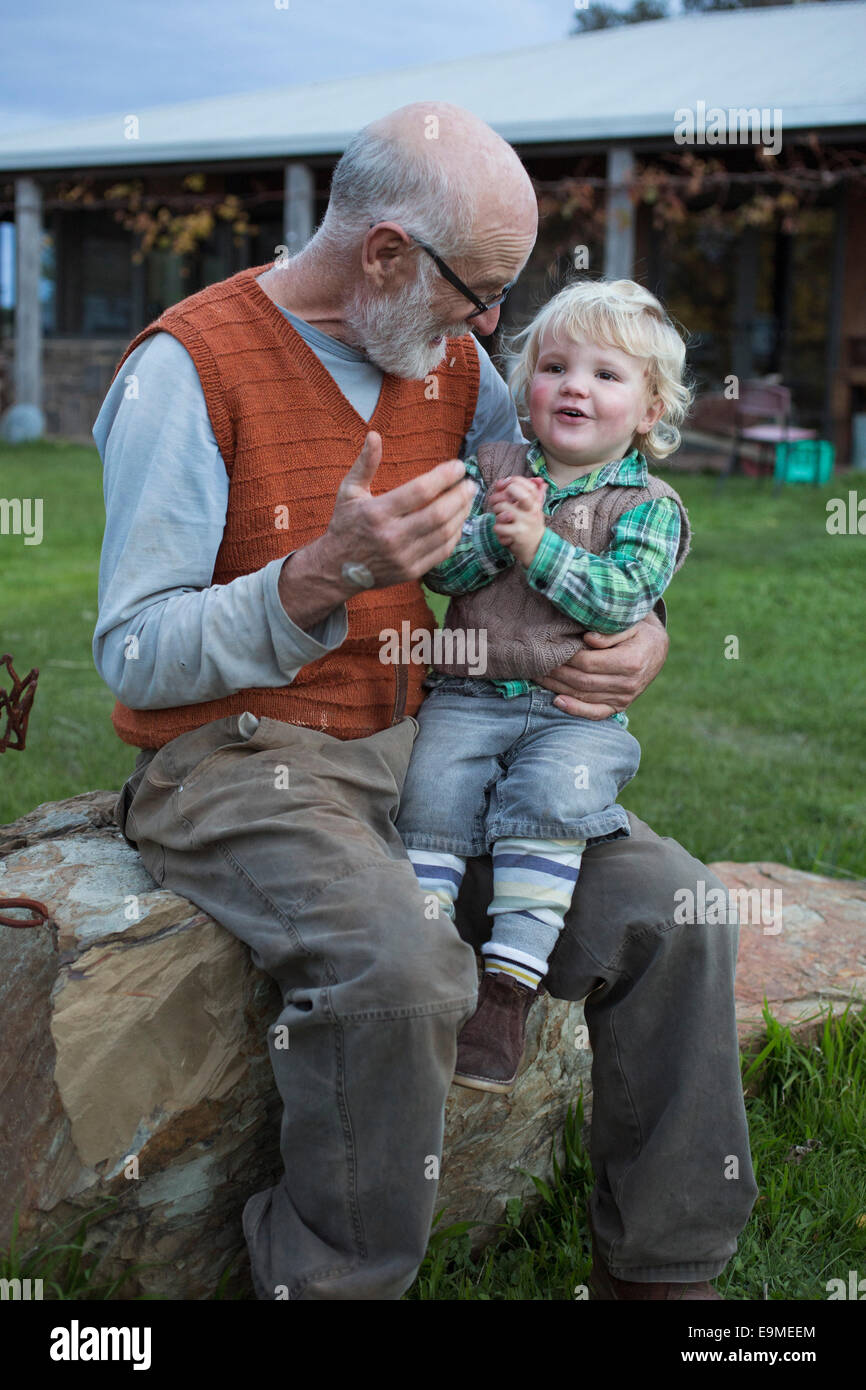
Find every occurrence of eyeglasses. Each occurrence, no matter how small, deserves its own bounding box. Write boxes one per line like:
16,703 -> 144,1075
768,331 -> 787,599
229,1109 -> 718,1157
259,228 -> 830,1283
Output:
368,222 -> 515,320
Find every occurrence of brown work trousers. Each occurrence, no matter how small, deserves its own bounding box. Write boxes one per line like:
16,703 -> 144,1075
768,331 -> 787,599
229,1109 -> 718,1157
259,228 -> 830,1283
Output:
115,709 -> 757,1300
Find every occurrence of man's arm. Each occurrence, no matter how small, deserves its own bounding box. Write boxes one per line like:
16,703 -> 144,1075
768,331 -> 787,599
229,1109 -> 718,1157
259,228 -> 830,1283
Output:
92,333 -> 349,710
536,612 -> 669,720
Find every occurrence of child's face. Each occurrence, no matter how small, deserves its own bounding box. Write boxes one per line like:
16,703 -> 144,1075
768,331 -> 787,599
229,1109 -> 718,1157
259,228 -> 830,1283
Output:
528,327 -> 665,478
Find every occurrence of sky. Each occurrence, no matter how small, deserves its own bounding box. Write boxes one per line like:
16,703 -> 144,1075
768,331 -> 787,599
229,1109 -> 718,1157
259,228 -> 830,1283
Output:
0,0 -> 629,305
0,0 -> 688,306
0,0 -> 662,136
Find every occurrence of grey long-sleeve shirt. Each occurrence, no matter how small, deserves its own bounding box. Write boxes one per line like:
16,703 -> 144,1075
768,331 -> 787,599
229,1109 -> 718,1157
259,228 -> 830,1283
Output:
92,306 -> 525,710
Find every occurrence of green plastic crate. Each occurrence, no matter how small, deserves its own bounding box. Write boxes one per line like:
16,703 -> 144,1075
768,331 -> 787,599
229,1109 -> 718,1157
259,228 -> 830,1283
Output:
774,439 -> 835,485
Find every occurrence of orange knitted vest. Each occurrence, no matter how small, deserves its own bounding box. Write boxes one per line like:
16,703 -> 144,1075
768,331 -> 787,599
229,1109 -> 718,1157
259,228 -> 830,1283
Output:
107,262 -> 480,748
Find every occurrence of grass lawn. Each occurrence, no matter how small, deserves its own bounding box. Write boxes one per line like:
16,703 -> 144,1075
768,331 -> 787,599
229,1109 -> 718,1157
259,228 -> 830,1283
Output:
1,439 -> 865,1305
405,1005 -> 866,1301
1,439 -> 864,876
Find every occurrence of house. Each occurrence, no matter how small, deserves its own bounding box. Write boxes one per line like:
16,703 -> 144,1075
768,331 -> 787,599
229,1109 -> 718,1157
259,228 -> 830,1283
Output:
1,2 -> 865,457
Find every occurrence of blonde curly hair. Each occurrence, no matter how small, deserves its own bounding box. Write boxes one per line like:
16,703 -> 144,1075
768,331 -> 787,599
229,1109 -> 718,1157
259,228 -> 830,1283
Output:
503,278 -> 693,461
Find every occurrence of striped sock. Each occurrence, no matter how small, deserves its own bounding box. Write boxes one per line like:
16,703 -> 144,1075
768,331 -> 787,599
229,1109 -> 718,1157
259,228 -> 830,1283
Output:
406,849 -> 466,923
484,835 -> 587,990
481,940 -> 552,990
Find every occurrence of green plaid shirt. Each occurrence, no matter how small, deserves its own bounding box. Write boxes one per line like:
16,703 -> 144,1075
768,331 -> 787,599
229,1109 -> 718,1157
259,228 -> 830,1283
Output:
423,440 -> 682,723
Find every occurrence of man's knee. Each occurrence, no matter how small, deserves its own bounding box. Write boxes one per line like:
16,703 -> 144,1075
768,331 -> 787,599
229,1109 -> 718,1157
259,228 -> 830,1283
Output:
571,813 -> 724,936
544,815 -> 736,998
299,858 -> 479,1020
453,818 -> 727,948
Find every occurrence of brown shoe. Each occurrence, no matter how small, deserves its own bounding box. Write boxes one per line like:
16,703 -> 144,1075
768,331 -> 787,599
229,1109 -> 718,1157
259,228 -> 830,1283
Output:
586,1202 -> 723,1300
452,971 -> 537,1094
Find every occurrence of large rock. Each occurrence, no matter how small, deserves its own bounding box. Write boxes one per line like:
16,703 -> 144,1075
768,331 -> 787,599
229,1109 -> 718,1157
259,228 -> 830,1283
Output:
0,791 -> 591,1299
2,794 -> 863,1298
723,860 -> 866,1041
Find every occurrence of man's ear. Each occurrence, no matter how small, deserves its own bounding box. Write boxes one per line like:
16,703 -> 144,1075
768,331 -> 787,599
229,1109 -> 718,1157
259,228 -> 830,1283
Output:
362,222 -> 415,291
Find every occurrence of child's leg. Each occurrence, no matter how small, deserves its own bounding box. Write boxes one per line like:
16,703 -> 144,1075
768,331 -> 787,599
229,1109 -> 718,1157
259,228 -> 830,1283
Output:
483,835 -> 587,990
406,849 -> 467,924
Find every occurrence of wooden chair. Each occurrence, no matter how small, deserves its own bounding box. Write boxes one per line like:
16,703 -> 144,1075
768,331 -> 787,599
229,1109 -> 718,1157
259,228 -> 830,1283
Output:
723,381 -> 817,484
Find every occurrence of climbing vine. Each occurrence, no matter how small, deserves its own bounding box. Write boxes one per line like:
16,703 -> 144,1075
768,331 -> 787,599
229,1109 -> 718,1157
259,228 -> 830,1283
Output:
2,135 -> 863,272
534,136 -> 866,265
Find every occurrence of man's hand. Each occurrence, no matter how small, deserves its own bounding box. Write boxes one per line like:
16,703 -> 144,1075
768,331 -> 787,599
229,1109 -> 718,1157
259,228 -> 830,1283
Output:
278,431 -> 477,632
489,474 -> 547,567
534,610 -> 669,720
327,430 -> 479,587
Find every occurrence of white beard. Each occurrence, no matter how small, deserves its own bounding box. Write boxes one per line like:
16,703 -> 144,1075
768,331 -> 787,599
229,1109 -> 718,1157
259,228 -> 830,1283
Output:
343,259 -> 473,380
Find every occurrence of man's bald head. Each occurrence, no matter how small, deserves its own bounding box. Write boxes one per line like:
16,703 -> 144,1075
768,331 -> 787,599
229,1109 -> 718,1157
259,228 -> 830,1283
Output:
361,102 -> 537,243
319,100 -> 537,264
301,101 -> 537,378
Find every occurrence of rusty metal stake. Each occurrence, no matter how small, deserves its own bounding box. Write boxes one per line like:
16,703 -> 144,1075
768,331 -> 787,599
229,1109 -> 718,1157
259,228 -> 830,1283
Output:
1,654 -> 46,922
0,653 -> 39,752
0,897 -> 51,928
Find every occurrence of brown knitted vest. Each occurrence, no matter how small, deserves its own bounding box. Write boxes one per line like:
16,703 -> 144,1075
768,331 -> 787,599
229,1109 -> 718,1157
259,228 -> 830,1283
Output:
107,262 -> 479,748
434,440 -> 691,680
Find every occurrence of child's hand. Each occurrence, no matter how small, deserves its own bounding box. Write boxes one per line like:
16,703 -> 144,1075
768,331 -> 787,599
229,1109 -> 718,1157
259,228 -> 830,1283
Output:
489,475 -> 547,567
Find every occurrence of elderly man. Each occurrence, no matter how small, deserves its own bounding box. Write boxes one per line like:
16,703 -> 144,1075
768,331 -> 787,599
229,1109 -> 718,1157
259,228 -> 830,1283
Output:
94,100 -> 756,1301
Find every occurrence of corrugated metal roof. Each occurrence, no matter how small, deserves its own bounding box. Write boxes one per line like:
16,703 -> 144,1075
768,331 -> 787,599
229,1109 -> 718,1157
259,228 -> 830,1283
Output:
1,2 -> 864,172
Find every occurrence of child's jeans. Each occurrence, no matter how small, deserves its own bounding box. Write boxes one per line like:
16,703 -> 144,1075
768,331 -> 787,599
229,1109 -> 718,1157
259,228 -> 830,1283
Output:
395,678 -> 642,858
396,678 -> 642,985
